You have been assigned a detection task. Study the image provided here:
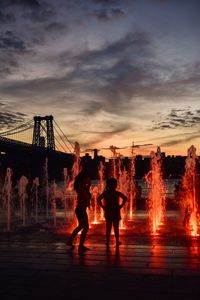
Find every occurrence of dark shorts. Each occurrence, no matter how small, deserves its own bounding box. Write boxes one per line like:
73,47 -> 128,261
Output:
105,217 -> 121,222
75,206 -> 88,221
105,209 -> 121,221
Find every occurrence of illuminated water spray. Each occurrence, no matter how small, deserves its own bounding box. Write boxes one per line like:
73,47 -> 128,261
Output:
50,180 -> 57,227
72,142 -> 81,180
68,141 -> 81,226
67,142 -> 81,192
118,155 -> 128,195
146,147 -> 166,234
2,168 -> 12,231
98,161 -> 105,193
19,175 -> 28,226
98,161 -> 105,220
181,145 -> 199,236
128,143 -> 136,219
63,168 -> 68,221
110,145 -> 117,178
92,186 -> 99,224
32,177 -> 39,223
118,155 -> 128,229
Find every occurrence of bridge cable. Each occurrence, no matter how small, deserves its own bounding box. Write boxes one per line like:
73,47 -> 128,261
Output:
54,135 -> 67,153
1,123 -> 34,137
54,134 -> 69,152
53,120 -> 74,151
0,119 -> 33,136
53,120 -> 74,150
40,122 -> 67,153
53,125 -> 72,153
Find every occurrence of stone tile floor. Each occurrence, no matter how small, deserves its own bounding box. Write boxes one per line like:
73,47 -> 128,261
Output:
0,225 -> 200,300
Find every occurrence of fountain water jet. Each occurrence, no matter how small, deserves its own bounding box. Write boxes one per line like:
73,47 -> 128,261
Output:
63,168 -> 68,221
98,161 -> 105,193
181,145 -> 199,236
91,186 -> 99,224
32,177 -> 39,223
128,143 -> 136,220
72,142 -> 81,180
2,168 -> 12,231
98,161 -> 105,220
19,175 -> 28,226
50,180 -> 57,227
68,142 -> 81,226
118,155 -> 128,229
146,147 -> 166,234
110,145 -> 117,178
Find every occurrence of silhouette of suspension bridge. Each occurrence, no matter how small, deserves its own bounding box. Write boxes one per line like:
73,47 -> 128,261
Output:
0,116 -> 75,179
0,115 -> 74,155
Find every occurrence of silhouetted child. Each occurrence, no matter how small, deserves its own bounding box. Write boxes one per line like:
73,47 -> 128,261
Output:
67,171 -> 91,252
97,178 -> 127,247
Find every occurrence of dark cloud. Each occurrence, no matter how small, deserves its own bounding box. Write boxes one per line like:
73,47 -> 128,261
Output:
81,101 -> 103,115
57,34 -> 200,114
0,2 -> 65,79
26,7 -> 54,23
79,123 -> 131,148
153,0 -> 169,3
161,134 -> 200,147
0,31 -> 151,115
0,0 -> 54,25
0,57 -> 19,78
62,31 -> 148,65
0,31 -> 27,52
83,123 -> 131,135
0,102 -> 6,108
0,111 -> 27,130
0,10 -> 15,23
0,0 -> 40,9
153,109 -> 200,130
90,0 -> 121,5
45,22 -> 67,33
134,77 -> 200,99
57,32 -> 151,115
111,8 -> 125,17
90,7 -> 125,21
141,131 -> 200,144
0,31 -> 32,78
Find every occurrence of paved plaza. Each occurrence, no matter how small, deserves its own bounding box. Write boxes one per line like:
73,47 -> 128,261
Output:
0,214 -> 200,300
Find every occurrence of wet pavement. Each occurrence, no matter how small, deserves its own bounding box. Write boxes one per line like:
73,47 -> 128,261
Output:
0,222 -> 200,300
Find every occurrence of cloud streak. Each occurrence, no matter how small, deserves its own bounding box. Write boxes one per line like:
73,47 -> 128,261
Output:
0,108 -> 27,130
161,134 -> 200,147
152,109 -> 200,130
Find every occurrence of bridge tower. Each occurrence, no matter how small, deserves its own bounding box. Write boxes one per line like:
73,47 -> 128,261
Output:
32,115 -> 55,150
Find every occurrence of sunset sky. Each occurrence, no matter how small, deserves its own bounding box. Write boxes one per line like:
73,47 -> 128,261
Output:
0,0 -> 200,157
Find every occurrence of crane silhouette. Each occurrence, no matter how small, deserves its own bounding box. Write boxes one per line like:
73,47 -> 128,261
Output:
81,143 -> 153,158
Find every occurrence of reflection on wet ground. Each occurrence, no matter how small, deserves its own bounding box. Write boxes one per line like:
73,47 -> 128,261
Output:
0,211 -> 200,299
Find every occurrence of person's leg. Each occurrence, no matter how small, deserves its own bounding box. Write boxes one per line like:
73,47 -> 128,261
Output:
106,220 -> 112,246
79,217 -> 89,250
67,207 -> 83,246
113,220 -> 121,246
67,223 -> 83,246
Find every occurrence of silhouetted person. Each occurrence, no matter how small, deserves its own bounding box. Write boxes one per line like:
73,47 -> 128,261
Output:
97,178 -> 127,248
67,171 -> 91,252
